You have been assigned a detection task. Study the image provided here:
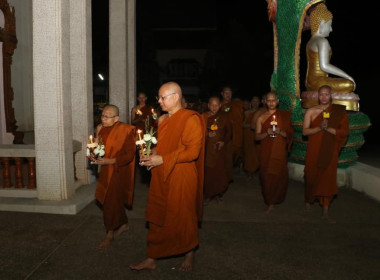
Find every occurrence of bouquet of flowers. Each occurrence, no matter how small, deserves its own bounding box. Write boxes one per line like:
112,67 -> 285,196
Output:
136,118 -> 157,158
86,135 -> 105,173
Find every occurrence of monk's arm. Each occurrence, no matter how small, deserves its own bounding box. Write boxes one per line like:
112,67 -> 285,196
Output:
255,116 -> 268,141
302,109 -> 322,136
130,107 -> 137,124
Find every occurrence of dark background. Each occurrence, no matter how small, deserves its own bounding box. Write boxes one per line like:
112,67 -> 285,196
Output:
92,1 -> 378,149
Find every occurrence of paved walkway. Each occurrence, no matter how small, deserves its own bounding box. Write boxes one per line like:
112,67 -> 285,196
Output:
1,164 -> 380,280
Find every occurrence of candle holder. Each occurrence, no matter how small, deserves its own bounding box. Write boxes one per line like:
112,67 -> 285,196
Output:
270,115 -> 278,138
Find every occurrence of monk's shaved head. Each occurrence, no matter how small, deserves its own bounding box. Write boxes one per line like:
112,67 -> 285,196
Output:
104,104 -> 119,116
161,81 -> 182,99
158,81 -> 183,115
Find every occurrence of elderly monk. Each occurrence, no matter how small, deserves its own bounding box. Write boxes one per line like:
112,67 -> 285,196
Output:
303,85 -> 349,224
92,104 -> 136,249
131,92 -> 154,134
220,86 -> 244,181
130,81 -> 205,271
256,92 -> 294,214
202,96 -> 232,203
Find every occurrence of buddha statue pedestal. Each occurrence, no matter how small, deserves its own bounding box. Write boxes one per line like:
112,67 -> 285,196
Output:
301,91 -> 360,111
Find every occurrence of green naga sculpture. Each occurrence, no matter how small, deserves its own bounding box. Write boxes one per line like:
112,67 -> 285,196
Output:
266,0 -> 371,168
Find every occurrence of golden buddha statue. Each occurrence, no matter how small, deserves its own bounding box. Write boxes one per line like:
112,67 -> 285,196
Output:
303,3 -> 359,111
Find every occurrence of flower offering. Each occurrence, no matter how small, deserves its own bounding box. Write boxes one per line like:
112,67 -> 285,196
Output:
323,109 -> 330,119
86,135 -> 105,173
210,118 -> 219,131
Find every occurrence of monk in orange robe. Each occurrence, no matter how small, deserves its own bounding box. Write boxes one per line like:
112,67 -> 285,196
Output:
130,81 -> 205,272
220,86 -> 244,181
256,93 -> 294,214
91,104 -> 136,249
202,96 -> 232,203
243,96 -> 260,179
303,85 -> 349,223
131,92 -> 154,134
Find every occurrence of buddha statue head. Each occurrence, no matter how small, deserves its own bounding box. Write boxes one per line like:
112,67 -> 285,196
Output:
309,3 -> 333,35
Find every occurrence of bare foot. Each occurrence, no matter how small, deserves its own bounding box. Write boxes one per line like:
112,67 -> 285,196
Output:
304,202 -> 310,212
97,236 -> 113,249
179,250 -> 194,272
129,258 -> 157,271
265,204 -> 274,214
322,206 -> 336,224
114,223 -> 129,238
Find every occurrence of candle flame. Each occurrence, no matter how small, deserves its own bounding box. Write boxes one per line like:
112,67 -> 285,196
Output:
89,135 -> 93,144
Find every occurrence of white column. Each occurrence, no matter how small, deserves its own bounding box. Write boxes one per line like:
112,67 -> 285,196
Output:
32,0 -> 74,200
70,0 -> 94,185
109,0 -> 136,123
126,0 -> 136,123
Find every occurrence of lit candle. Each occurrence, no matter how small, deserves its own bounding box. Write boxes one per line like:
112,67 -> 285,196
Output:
137,129 -> 142,141
270,115 -> 277,131
89,135 -> 93,144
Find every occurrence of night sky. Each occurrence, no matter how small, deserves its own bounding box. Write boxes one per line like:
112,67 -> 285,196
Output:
92,1 -> 378,149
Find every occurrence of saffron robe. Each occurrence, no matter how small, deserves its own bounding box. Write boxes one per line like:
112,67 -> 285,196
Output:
95,122 -> 136,231
145,109 -> 205,258
243,110 -> 259,174
202,111 -> 232,200
304,104 -> 349,206
221,101 -> 244,165
259,110 -> 293,206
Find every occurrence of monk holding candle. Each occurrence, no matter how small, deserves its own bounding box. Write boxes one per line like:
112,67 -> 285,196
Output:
202,96 -> 232,203
131,92 -> 154,134
92,104 -> 136,249
130,81 -> 205,271
255,92 -> 293,214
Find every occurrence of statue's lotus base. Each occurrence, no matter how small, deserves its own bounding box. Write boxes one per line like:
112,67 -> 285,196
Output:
301,91 -> 360,111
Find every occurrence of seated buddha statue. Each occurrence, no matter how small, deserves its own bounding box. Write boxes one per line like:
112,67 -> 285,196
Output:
303,3 -> 359,110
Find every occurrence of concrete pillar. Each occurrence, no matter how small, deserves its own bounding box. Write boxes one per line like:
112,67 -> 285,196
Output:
32,0 -> 74,200
109,0 -> 136,123
70,0 -> 94,186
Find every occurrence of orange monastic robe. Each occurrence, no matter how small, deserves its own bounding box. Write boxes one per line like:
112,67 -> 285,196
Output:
145,109 -> 205,259
202,111 -> 232,200
259,110 -> 293,206
95,122 -> 136,231
304,104 -> 349,206
221,101 -> 244,165
243,110 -> 259,174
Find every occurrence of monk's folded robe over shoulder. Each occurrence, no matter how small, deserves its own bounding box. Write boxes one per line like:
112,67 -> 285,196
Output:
95,122 -> 136,231
304,104 -> 348,206
259,110 -> 293,206
202,111 -> 232,200
146,109 -> 205,259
